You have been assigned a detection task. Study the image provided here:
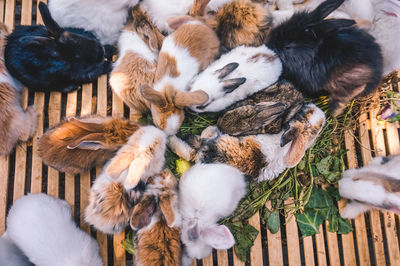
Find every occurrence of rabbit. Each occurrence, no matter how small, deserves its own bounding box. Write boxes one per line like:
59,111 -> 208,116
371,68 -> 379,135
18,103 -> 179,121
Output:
140,16 -> 220,135
6,193 -> 103,266
339,155 -> 400,219
170,103 -> 325,181
217,80 -> 304,136
0,22 -> 37,156
369,0 -> 400,75
179,163 -> 247,260
109,5 -> 164,120
85,126 -> 167,234
37,116 -> 139,174
265,0 -> 383,116
188,44 -> 282,113
0,235 -> 30,266
130,169 -> 182,266
140,0 -> 235,33
212,0 -> 274,49
5,2 -> 112,93
48,0 -> 139,45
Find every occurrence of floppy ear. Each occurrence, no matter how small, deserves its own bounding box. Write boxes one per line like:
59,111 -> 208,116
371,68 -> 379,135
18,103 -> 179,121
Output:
106,152 -> 135,179
137,26 -> 163,53
189,0 -> 211,16
67,133 -> 108,150
130,194 -> 157,230
38,2 -> 63,37
309,0 -> 345,22
215,63 -> 239,79
159,191 -> 178,227
20,36 -> 52,46
174,90 -> 209,108
201,224 -> 236,250
282,127 -> 307,168
223,78 -> 246,93
67,117 -> 104,132
140,85 -> 167,107
167,15 -> 195,31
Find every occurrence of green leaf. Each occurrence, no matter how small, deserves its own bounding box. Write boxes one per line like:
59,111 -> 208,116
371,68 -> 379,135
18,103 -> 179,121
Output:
326,187 -> 340,202
315,156 -> 332,175
231,224 -> 259,262
298,159 -> 306,170
328,211 -> 339,232
337,217 -> 353,234
306,187 -> 334,210
267,210 -> 280,234
295,209 -> 324,237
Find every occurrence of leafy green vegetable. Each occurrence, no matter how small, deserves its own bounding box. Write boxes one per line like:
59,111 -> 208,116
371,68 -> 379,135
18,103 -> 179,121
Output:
295,210 -> 324,237
229,223 -> 259,262
267,210 -> 280,234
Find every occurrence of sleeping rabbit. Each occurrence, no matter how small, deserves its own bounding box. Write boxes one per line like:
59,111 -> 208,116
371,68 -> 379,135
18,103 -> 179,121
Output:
266,0 -> 383,116
5,2 -> 112,93
339,155 -> 400,219
37,116 -> 140,174
179,163 -> 247,260
6,193 -> 103,266
0,22 -> 37,156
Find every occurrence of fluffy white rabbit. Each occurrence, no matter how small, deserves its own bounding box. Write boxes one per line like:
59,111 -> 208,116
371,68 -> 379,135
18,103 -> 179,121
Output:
6,193 -> 103,266
48,0 -> 139,45
339,155 -> 400,219
179,163 -> 247,260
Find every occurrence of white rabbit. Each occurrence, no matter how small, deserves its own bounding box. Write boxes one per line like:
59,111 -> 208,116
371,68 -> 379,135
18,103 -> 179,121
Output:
48,0 -> 139,45
0,234 -> 30,266
339,155 -> 400,219
6,193 -> 102,266
189,45 -> 282,113
179,163 -> 247,260
85,126 -> 167,234
140,0 -> 235,33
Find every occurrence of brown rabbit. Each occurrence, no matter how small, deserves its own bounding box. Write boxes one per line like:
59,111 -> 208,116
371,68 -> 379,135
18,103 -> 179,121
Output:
217,80 -> 304,136
109,5 -> 165,120
130,169 -> 181,266
37,116 -> 139,174
0,23 -> 37,156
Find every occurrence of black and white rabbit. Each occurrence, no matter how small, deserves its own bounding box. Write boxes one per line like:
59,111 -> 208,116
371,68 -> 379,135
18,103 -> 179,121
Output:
4,2 -> 112,93
266,0 -> 383,116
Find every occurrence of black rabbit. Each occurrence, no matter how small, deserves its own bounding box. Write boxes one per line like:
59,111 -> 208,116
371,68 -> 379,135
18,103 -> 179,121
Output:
266,0 -> 383,116
4,2 -> 112,93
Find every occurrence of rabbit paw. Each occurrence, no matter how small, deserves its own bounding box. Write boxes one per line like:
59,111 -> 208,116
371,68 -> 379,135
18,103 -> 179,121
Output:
340,201 -> 371,219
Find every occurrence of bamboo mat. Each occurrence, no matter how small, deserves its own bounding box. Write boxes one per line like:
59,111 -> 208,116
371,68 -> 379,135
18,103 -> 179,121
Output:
0,1 -> 399,265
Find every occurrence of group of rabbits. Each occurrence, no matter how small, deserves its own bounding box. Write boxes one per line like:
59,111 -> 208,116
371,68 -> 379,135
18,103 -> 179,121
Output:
1,0 -> 400,265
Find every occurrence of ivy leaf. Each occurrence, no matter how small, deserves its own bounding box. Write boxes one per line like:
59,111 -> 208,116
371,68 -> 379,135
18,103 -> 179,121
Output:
295,209 -> 324,237
306,187 -> 334,210
230,224 -> 259,262
326,187 -> 340,202
267,210 -> 280,234
337,217 -> 353,234
315,156 -> 332,175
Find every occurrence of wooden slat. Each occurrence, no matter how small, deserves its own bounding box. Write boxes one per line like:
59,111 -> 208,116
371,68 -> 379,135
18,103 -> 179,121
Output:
359,113 -> 386,265
233,250 -> 245,266
0,155 -> 9,233
112,91 -> 126,266
47,92 -> 61,197
4,0 -> 15,29
217,250 -> 228,266
249,212 -> 263,265
202,254 -> 213,266
285,204 -> 301,266
96,74 -> 108,265
266,201 -> 283,266
21,0 -> 32,25
314,225 -> 327,266
302,236 -> 315,266
0,0 -> 5,23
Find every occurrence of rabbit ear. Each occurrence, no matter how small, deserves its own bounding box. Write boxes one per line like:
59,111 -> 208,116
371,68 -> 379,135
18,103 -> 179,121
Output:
140,85 -> 167,107
68,117 -> 105,132
189,0 -> 211,16
201,224 -> 235,250
223,78 -> 246,93
309,0 -> 345,22
174,90 -> 209,109
281,126 -> 307,168
106,153 -> 135,179
20,36 -> 51,46
137,26 -> 163,53
67,133 -> 107,150
130,194 -> 157,230
215,63 -> 239,79
159,191 -> 178,227
38,2 -> 63,37
167,15 -> 195,31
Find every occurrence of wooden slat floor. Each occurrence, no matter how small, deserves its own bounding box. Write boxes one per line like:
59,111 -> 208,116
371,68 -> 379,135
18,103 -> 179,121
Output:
1,1 -> 400,265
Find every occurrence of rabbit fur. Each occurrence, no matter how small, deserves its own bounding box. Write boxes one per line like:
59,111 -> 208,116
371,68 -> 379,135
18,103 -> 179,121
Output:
5,2 -> 112,93
140,18 -> 220,135
85,126 -> 167,234
48,0 -> 139,45
6,193 -> 102,266
170,103 -> 325,181
37,116 -> 139,174
266,0 -> 383,116
339,155 -> 400,219
217,80 -> 304,136
179,163 -> 247,260
189,44 -> 282,113
0,235 -> 30,266
130,169 -> 181,266
110,6 -> 165,120
0,22 -> 37,156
